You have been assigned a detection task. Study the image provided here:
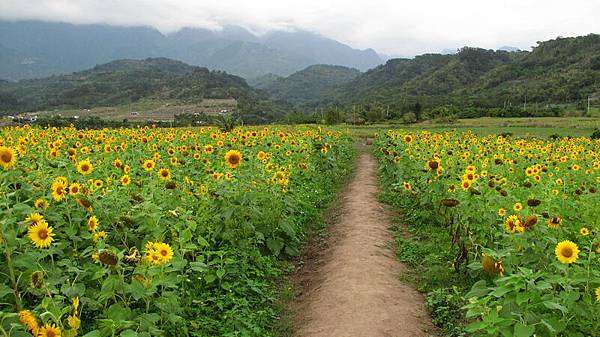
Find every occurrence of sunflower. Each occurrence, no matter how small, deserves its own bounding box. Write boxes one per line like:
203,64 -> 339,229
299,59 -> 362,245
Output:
93,180 -> 103,188
68,182 -> 81,196
76,159 -> 93,175
87,216 -> 99,232
403,182 -> 412,191
547,217 -> 562,229
120,175 -> 131,186
143,159 -> 155,171
256,151 -> 267,161
481,254 -> 504,276
50,177 -> 67,201
403,134 -> 413,144
93,230 -> 107,243
25,213 -> 44,226
38,323 -> 61,337
158,168 -> 171,180
34,198 -> 49,210
461,180 -> 472,191
513,202 -> 523,212
18,310 -> 39,335
28,221 -> 54,248
224,150 -> 242,169
156,242 -> 174,263
505,215 -> 521,234
580,227 -> 590,236
555,240 -> 579,264
498,208 -> 506,217
596,287 -> 600,302
0,146 -> 16,170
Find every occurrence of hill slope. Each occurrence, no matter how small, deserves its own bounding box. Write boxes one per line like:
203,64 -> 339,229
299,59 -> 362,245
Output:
325,34 -> 600,114
0,58 -> 269,117
263,64 -> 361,110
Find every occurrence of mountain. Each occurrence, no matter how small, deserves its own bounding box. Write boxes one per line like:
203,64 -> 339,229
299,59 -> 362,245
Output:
0,57 -> 269,117
247,73 -> 282,90
0,20 -> 383,80
497,46 -> 521,52
262,64 -> 361,110
323,34 -> 600,116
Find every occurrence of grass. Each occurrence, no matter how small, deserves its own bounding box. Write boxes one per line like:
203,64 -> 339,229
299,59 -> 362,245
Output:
337,116 -> 600,139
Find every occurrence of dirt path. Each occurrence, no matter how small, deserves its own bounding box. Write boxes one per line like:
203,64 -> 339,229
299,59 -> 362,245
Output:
291,152 -> 434,337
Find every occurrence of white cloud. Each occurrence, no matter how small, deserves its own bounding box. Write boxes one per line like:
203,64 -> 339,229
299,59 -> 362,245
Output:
0,0 -> 599,55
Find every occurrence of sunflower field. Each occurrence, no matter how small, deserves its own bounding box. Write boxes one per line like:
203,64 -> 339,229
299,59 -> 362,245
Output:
0,125 -> 354,337
375,130 -> 600,337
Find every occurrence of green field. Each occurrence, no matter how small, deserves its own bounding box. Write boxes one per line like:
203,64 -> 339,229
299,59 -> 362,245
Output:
340,116 -> 600,139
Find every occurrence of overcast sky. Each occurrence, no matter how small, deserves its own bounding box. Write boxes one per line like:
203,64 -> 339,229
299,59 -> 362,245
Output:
1,0 -> 599,56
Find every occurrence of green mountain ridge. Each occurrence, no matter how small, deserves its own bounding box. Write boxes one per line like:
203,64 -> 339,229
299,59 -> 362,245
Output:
315,34 -> 600,117
0,57 -> 271,119
263,64 -> 361,110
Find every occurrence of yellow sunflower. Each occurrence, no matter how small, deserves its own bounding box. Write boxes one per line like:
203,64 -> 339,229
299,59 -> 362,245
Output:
580,227 -> 590,236
28,221 -> 54,248
38,323 -> 61,337
157,168 -> 171,180
88,216 -> 99,232
224,150 -> 242,169
25,213 -> 44,226
0,146 -> 16,170
555,240 -> 579,264
51,177 -> 68,201
596,287 -> 600,302
34,198 -> 49,210
68,182 -> 81,196
76,159 -> 93,175
18,310 -> 39,335
143,159 -> 155,171
120,175 -> 131,186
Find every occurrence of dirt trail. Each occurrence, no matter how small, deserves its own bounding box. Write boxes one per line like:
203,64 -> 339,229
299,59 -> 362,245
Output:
291,152 -> 434,337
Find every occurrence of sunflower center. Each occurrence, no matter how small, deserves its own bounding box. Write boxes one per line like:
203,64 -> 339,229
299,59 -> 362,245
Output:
0,151 -> 12,163
160,249 -> 168,256
82,164 -> 89,171
229,155 -> 240,165
47,330 -> 56,337
561,247 -> 573,258
38,229 -> 48,240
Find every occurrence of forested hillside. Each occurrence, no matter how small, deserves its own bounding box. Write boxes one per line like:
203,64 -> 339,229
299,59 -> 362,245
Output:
314,34 -> 600,119
0,58 -> 271,119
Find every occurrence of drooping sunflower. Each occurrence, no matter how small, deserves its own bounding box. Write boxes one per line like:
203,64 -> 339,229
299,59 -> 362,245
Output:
34,198 -> 49,210
555,240 -> 579,264
157,168 -> 171,180
76,159 -> 93,175
38,323 -> 61,337
0,146 -> 16,170
224,150 -> 242,169
18,310 -> 39,335
547,217 -> 562,229
28,221 -> 54,248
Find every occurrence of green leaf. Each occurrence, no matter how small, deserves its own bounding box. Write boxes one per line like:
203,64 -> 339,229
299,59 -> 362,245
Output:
514,323 -> 535,337
266,237 -> 284,255
81,331 -> 102,337
120,330 -> 139,337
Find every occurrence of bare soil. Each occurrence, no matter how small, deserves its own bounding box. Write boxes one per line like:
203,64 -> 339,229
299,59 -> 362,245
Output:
291,152 -> 435,337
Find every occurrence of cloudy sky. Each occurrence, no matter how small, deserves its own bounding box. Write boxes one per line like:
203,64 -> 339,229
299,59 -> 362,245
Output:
1,0 -> 599,56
